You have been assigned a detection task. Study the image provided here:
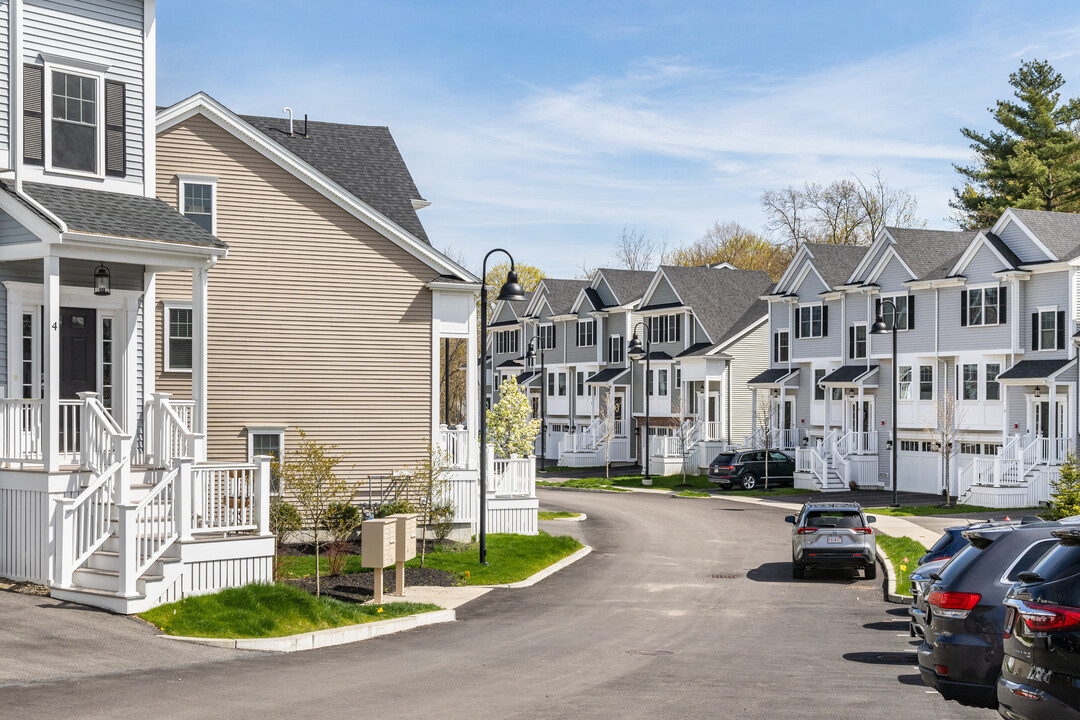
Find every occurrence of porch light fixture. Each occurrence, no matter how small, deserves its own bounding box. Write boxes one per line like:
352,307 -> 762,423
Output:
1035,387 -> 1042,398
802,436 -> 809,447
94,263 -> 111,296
478,249 -> 527,566
871,300 -> 900,508
771,388 -> 780,398
627,320 -> 653,486
886,439 -> 893,451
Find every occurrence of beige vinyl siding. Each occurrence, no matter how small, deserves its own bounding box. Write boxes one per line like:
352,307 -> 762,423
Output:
726,322 -> 769,442
155,115 -> 434,483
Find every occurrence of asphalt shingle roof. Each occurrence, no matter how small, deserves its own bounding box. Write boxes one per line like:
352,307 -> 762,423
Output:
1008,208 -> 1080,260
747,368 -> 793,385
997,358 -> 1074,381
656,265 -> 773,349
820,365 -> 879,384
240,114 -> 430,243
803,243 -> 867,288
596,268 -> 654,306
4,181 -> 226,249
536,279 -> 590,316
585,368 -> 630,384
881,228 -> 978,281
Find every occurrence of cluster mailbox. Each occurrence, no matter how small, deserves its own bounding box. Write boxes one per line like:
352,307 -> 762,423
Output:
361,514 -> 418,602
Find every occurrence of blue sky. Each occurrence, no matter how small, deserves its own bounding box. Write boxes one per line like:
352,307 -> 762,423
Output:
157,1 -> 1080,277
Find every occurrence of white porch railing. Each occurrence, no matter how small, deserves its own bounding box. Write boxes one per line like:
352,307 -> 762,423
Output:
651,435 -> 683,457
78,393 -> 129,475
439,424 -> 470,469
143,393 -> 204,468
191,463 -> 261,533
808,447 -> 827,487
0,399 -> 43,464
54,459 -> 123,587
794,447 -> 814,472
490,455 -> 536,498
127,465 -> 180,590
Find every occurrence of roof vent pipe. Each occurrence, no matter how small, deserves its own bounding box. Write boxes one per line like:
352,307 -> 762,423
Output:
283,106 -> 294,136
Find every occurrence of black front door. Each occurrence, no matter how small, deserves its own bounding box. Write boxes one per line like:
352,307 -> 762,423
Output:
60,308 -> 95,399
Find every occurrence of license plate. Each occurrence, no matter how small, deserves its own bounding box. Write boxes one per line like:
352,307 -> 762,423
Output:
827,535 -> 843,544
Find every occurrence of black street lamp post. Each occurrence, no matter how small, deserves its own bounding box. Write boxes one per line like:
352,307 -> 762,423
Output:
870,300 -> 900,508
627,320 -> 653,486
525,339 -> 546,472
479,250 -> 526,565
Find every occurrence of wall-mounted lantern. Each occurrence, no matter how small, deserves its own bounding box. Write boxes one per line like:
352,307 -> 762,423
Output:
94,263 -> 111,296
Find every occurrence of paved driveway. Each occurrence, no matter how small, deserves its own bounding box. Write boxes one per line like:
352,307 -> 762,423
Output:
1,490 -> 994,719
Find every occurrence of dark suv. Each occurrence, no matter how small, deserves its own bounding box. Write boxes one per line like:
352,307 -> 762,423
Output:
920,525 -> 971,565
918,519 -> 1073,708
997,527 -> 1080,720
708,450 -> 794,490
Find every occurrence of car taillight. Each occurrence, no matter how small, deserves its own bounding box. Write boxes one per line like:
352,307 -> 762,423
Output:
797,527 -> 818,534
853,527 -> 873,534
718,466 -> 733,470
1018,602 -> 1080,633
927,591 -> 981,619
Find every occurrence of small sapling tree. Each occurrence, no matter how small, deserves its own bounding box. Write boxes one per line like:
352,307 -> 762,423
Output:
487,376 -> 541,458
401,442 -> 454,567
923,390 -> 964,507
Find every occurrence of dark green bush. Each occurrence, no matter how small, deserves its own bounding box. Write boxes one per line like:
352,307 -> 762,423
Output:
375,499 -> 416,518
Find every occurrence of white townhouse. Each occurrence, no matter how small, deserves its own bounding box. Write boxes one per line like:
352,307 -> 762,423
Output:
488,264 -> 774,473
760,213 -> 1080,507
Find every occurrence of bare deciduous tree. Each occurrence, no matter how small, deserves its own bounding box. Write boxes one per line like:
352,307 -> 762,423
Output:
923,390 -> 965,507
613,225 -> 664,270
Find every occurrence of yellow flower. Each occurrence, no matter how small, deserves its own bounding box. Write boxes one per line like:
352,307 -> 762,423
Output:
376,607 -> 384,613
465,571 -> 471,579
900,564 -> 907,572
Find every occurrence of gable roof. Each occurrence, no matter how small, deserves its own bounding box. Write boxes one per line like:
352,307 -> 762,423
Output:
534,279 -> 590,316
157,92 -> 478,283
4,181 -> 226,249
1006,208 -> 1080,261
879,228 -> 975,279
800,243 -> 866,288
595,268 -> 654,306
240,114 -> 430,244
655,265 -> 773,347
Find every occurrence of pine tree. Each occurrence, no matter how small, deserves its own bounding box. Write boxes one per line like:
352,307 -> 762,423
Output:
486,377 -> 541,458
951,60 -> 1080,229
1045,452 -> 1080,521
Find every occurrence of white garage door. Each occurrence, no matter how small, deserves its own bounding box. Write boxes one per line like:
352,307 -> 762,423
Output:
897,441 -> 941,495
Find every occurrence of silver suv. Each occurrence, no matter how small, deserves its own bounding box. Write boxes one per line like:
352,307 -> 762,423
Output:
785,502 -> 878,579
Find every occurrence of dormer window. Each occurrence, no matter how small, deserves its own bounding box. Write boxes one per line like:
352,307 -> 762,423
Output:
649,314 -> 681,344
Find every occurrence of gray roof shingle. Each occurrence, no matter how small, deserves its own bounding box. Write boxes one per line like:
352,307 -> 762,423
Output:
883,228 -> 979,280
657,265 -> 773,349
535,279 -> 590,316
1007,208 -> 1080,260
596,268 -> 654,306
4,181 -> 226,249
997,358 -> 1074,381
240,114 -> 430,244
804,243 -> 867,288
820,365 -> 879,384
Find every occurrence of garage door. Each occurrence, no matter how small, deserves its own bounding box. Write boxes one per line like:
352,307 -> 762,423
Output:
897,441 -> 941,495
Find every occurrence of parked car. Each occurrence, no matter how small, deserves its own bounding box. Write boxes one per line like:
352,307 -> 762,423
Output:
785,501 -> 877,579
917,519 -> 1074,709
997,527 -> 1080,720
910,558 -> 949,639
709,450 -> 795,490
920,525 -> 972,565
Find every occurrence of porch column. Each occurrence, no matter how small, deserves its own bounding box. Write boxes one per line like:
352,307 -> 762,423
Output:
43,257 -> 60,472
750,387 -> 758,441
466,304 -> 479,469
824,382 -> 831,436
1002,384 -> 1009,445
191,266 -> 209,461
857,386 -> 865,453
1049,382 -> 1058,465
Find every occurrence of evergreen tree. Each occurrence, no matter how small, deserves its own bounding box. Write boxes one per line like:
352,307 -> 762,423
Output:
951,60 -> 1080,229
1044,452 -> 1080,521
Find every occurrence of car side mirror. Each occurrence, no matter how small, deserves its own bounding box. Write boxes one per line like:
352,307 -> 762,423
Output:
784,515 -> 796,524
866,516 -> 877,524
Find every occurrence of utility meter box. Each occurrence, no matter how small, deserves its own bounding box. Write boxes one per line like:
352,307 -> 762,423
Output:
386,513 -> 418,562
360,518 -> 396,569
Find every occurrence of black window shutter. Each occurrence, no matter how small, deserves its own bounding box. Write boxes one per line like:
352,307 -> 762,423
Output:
1032,313 -> 1040,351
848,326 -> 855,359
23,64 -> 43,165
105,80 -> 126,177
822,305 -> 829,336
909,296 -> 915,329
772,335 -> 778,364
960,290 -> 968,327
1058,310 -> 1066,350
875,298 -> 881,319
999,286 -> 1007,324
794,308 -> 801,339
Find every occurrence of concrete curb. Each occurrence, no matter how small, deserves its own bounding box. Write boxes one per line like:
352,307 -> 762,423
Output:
542,513 -> 587,521
479,545 -> 593,589
158,608 -> 457,653
537,485 -> 630,494
875,545 -> 910,604
669,492 -> 712,499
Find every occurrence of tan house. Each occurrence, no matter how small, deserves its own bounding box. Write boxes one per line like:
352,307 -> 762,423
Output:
153,93 -> 483,490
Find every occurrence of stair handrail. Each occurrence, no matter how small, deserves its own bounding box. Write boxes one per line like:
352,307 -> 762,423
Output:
78,393 -> 127,475
808,447 -> 827,488
126,465 -> 181,591
54,458 -> 124,587
1019,435 -> 1042,479
156,397 -> 205,466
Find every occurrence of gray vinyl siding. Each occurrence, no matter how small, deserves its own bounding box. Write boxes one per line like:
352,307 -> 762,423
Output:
631,357 -> 644,415
694,316 -> 708,344
491,302 -> 517,325
23,0 -> 145,186
855,242 -> 891,284
0,212 -> 37,244
875,358 -> 893,482
845,294 -> 869,324
1022,271 -> 1070,356
874,255 -> 913,289
939,286 -> 1010,352
649,277 -> 680,306
792,299 -> 841,359
605,311 -> 626,363
998,219 -> 1053,263
899,289 -> 935,353
794,361 -> 813,434
566,315 -> 598,363
770,302 -> 789,330
726,324 -> 768,442
963,243 -> 1008,281
556,320 -> 569,363
794,266 -> 827,298
1007,385 -> 1028,431
0,1 -> 9,161
594,277 -> 617,307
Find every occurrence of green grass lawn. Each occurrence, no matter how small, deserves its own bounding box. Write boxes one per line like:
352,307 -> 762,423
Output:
676,490 -> 711,497
538,511 -> 581,520
716,486 -> 815,497
139,583 -> 441,639
538,473 -> 712,492
876,535 -> 927,596
866,504 -> 1042,517
279,532 -> 584,586
537,477 -> 631,491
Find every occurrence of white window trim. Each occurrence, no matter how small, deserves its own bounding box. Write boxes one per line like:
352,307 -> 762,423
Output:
880,293 -> 911,332
798,302 -> 824,339
918,364 -> 935,401
898,365 -> 913,402
163,300 -> 193,374
43,57 -> 107,180
610,334 -> 623,364
97,311 -> 118,411
960,362 -> 980,402
177,173 -> 219,235
246,425 -> 286,462
577,318 -> 596,347
966,284 -> 1002,327
538,323 -> 555,350
1036,307 -> 1059,352
851,322 -> 868,359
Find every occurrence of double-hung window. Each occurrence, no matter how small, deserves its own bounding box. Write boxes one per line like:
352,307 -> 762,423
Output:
178,174 -> 218,234
1033,309 -> 1064,351
658,369 -> 668,396
963,286 -> 1006,327
248,428 -> 285,492
919,365 -> 933,400
558,372 -> 567,396
165,303 -> 193,372
576,372 -> 585,396
774,331 -> 789,363
986,363 -> 1001,401
495,330 -> 519,355
849,324 -> 867,359
547,372 -> 555,396
610,335 -> 623,364
797,305 -> 824,338
538,324 -> 555,350
962,364 -> 979,401
814,369 -> 826,401
577,319 -> 595,347
898,366 -> 912,400
878,295 -> 911,331
649,314 -> 682,344
51,71 -> 98,173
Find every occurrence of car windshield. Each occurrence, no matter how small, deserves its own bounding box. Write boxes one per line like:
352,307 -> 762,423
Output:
711,454 -> 736,466
935,543 -> 979,583
927,532 -> 954,554
1029,543 -> 1080,582
803,510 -> 863,528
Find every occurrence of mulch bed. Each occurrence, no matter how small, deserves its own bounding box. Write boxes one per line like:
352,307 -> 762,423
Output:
282,566 -> 459,604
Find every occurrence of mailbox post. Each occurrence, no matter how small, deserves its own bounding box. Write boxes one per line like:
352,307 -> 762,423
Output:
360,518 -> 397,604
386,513 -> 418,595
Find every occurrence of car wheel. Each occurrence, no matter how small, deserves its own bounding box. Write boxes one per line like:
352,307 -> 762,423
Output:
740,474 -> 758,490
792,562 -> 806,579
864,563 -> 877,580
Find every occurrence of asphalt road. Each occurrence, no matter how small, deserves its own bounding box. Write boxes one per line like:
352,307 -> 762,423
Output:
0,490 -> 995,720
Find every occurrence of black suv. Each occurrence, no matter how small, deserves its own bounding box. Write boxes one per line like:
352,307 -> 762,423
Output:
997,527 -> 1080,720
708,450 -> 794,490
918,519 -> 1071,709
920,525 -> 971,565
